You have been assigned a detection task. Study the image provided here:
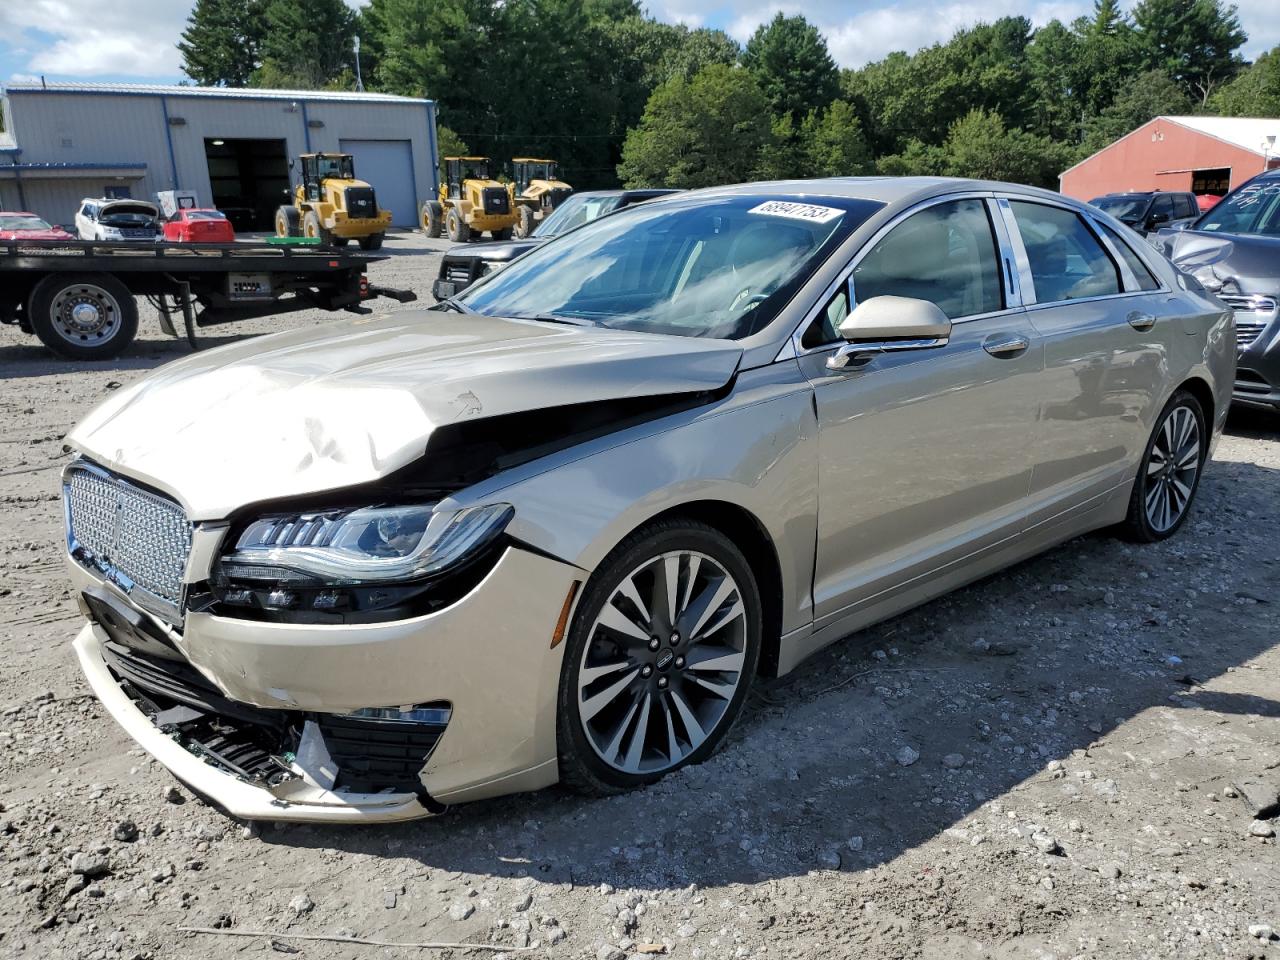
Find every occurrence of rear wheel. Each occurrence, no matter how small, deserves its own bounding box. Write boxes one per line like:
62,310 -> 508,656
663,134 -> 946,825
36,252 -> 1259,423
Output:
422,202 -> 444,238
358,233 -> 384,251
557,520 -> 761,795
515,205 -> 537,239
331,236 -> 351,248
302,211 -> 331,245
275,205 -> 301,238
492,227 -> 513,241
446,207 -> 471,243
1118,389 -> 1206,542
29,273 -> 138,360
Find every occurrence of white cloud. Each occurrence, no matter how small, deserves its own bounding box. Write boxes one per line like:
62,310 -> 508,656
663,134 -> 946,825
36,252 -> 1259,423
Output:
0,0 -> 187,78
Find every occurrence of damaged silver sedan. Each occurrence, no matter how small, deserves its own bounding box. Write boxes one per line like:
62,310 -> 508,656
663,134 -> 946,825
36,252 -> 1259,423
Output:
62,178 -> 1234,821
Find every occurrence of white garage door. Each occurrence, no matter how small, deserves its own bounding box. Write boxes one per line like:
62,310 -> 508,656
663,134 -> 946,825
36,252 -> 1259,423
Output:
340,139 -> 417,227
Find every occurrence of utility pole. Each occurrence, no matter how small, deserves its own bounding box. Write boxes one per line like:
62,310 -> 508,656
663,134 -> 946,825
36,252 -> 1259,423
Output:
354,35 -> 365,92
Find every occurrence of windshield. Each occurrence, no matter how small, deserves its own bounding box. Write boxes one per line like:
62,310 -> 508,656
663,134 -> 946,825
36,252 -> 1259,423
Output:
316,156 -> 355,180
1092,196 -> 1149,220
0,215 -> 52,231
1193,178 -> 1280,236
460,194 -> 884,340
535,193 -> 623,237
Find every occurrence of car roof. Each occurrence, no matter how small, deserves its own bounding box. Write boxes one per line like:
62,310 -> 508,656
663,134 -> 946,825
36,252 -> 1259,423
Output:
650,176 -> 1089,209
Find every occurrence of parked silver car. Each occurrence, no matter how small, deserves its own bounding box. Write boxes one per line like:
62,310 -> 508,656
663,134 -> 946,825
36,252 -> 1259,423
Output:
62,178 -> 1233,822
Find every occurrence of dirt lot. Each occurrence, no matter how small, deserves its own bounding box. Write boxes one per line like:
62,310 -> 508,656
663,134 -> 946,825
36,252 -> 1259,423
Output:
1,235 -> 1278,960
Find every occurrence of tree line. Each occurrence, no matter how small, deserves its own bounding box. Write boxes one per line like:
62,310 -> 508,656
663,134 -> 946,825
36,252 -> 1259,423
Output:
179,0 -> 1280,191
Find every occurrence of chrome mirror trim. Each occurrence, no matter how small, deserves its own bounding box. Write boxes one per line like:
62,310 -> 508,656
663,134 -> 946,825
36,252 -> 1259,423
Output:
826,336 -> 948,370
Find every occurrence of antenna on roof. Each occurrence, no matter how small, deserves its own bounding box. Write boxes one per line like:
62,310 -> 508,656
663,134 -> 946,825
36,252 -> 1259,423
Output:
40,76 -> 46,89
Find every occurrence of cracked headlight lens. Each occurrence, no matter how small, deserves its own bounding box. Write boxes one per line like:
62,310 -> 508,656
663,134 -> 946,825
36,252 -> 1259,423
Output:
220,503 -> 514,585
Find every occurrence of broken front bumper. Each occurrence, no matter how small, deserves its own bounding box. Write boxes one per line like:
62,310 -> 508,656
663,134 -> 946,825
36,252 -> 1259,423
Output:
69,547 -> 583,821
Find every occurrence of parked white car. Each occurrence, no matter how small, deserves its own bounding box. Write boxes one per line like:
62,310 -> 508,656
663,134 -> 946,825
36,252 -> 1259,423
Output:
74,198 -> 160,241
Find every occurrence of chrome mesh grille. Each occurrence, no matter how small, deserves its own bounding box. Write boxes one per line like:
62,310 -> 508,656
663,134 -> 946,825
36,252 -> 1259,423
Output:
1220,294 -> 1277,350
65,464 -> 192,609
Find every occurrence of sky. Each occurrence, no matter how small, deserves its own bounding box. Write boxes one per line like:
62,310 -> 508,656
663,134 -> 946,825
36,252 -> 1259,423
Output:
0,0 -> 1276,88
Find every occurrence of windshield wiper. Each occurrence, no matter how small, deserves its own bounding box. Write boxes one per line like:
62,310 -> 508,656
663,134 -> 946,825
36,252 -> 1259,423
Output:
510,312 -> 595,327
436,297 -> 475,314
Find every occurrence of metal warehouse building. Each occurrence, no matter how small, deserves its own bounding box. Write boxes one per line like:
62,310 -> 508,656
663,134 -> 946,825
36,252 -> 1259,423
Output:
1060,115 -> 1280,203
0,82 -> 439,230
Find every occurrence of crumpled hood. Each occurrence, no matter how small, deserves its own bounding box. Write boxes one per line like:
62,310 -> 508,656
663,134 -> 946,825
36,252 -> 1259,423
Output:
69,310 -> 742,519
1164,230 -> 1280,297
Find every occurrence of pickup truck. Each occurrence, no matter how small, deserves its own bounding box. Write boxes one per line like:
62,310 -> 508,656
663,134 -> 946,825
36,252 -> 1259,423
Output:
0,238 -> 414,360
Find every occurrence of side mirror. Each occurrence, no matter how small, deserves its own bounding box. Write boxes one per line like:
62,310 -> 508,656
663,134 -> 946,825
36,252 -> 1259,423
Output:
829,296 -> 951,371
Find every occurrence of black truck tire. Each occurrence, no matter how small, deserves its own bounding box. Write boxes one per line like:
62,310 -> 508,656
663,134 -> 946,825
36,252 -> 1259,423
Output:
29,273 -> 139,360
422,201 -> 444,238
358,233 -> 385,251
446,207 -> 471,243
276,205 -> 301,238
303,211 -> 333,245
515,205 -> 536,239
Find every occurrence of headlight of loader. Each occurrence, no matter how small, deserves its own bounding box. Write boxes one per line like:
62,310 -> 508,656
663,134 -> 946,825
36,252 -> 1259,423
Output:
212,503 -> 513,618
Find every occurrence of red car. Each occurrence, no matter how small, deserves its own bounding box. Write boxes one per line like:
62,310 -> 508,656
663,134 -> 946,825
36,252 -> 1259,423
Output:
0,212 -> 75,241
162,209 -> 236,244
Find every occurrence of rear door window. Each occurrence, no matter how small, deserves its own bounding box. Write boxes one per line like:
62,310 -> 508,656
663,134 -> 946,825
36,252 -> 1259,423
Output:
1173,194 -> 1197,219
1099,223 -> 1161,291
1009,201 -> 1121,303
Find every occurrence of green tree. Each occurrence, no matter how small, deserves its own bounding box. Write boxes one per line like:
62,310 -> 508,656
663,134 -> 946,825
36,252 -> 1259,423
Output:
617,64 -> 771,188
1211,47 -> 1280,116
1079,68 -> 1193,155
1132,0 -> 1246,102
1027,20 -> 1084,140
743,13 -> 839,120
942,109 -> 1073,186
803,100 -> 871,177
178,0 -> 263,86
255,0 -> 357,89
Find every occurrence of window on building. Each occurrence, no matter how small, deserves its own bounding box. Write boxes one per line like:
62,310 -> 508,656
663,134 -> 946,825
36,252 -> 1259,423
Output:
103,185 -> 132,200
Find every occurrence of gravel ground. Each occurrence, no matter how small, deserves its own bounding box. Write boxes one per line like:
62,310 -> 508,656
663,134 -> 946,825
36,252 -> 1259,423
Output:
0,235 -> 1278,960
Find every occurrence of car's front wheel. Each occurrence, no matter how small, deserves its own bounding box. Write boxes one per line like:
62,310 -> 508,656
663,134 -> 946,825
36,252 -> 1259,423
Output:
557,519 -> 761,795
1119,389 -> 1207,542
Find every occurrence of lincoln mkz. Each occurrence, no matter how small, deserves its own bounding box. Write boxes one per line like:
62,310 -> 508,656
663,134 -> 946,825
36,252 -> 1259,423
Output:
62,178 -> 1234,821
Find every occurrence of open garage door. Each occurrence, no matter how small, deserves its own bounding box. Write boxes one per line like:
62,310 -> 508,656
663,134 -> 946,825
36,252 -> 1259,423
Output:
341,139 -> 416,227
204,138 -> 289,232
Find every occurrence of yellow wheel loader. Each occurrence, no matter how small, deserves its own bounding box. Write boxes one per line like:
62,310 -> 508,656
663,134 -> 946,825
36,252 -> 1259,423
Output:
275,153 -> 392,251
420,157 -> 518,243
511,158 -> 573,238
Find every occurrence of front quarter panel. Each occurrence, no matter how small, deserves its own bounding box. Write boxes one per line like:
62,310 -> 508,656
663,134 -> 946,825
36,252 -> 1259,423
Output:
463,363 -> 820,638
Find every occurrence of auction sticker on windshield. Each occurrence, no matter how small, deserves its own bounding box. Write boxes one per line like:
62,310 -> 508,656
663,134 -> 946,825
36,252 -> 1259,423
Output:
748,201 -> 844,223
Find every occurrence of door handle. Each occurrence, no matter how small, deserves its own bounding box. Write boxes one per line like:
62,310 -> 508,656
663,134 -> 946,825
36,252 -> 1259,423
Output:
1127,311 -> 1157,331
982,333 -> 1030,358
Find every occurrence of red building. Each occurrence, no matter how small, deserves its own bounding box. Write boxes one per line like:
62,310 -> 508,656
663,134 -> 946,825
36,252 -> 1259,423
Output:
1060,115 -> 1280,202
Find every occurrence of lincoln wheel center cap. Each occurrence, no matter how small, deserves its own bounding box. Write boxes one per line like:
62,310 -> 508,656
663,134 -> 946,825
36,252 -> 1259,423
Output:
655,649 -> 676,672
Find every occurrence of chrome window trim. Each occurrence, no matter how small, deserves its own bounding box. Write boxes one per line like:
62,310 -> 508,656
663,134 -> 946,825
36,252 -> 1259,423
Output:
782,191 -> 1021,360
1091,218 -> 1169,293
999,195 -> 1174,306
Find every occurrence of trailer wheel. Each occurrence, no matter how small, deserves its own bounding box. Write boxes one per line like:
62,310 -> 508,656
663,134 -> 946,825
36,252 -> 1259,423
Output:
446,208 -> 471,243
275,205 -> 301,238
515,205 -> 536,239
358,233 -> 384,251
29,273 -> 138,360
422,201 -> 444,238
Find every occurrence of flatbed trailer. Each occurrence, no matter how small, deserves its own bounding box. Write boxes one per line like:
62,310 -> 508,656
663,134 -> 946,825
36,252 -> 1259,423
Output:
0,239 -> 416,360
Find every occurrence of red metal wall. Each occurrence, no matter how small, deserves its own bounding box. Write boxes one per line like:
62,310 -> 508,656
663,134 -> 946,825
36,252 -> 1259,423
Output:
1060,117 -> 1268,200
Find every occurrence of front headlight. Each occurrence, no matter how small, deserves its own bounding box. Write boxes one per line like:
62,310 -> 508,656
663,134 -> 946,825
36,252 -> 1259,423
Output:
480,262 -> 501,277
100,227 -> 124,239
221,503 -> 514,584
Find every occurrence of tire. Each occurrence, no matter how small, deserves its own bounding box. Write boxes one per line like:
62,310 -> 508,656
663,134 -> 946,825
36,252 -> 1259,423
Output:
492,227 -> 514,241
302,211 -> 331,245
275,205 -> 301,238
515,205 -> 537,239
331,236 -> 351,248
556,519 -> 762,795
446,207 -> 471,243
29,272 -> 139,360
358,233 -> 384,251
1117,389 -> 1207,543
422,202 -> 444,239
